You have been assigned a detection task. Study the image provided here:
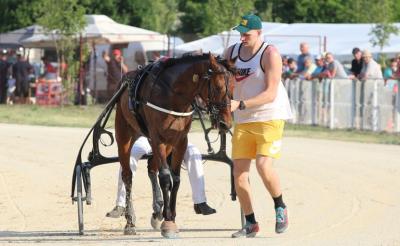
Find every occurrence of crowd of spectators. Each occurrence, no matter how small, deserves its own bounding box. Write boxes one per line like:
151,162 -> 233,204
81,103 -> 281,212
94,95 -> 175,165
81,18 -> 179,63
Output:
281,42 -> 400,90
0,49 -> 35,104
0,48 -> 64,105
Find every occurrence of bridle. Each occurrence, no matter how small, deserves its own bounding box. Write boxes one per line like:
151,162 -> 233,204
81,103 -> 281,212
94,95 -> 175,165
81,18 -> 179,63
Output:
201,62 -> 233,129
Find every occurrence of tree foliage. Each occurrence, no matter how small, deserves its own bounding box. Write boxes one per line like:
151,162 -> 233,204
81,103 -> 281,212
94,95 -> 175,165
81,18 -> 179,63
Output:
35,0 -> 86,101
1,0 -> 400,39
0,0 -> 39,32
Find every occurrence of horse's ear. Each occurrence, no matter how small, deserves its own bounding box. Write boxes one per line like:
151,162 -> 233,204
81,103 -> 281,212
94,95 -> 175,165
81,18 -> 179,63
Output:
208,53 -> 219,71
227,57 -> 237,73
229,56 -> 237,67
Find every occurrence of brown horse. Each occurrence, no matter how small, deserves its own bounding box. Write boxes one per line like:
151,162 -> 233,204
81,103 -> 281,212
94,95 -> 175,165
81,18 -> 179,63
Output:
115,54 -> 235,238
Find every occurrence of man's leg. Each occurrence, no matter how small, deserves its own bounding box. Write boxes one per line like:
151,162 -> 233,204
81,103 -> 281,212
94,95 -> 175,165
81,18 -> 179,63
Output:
232,158 -> 259,238
255,155 -> 288,233
106,137 -> 152,218
233,159 -> 252,214
255,155 -> 281,197
183,143 -> 216,215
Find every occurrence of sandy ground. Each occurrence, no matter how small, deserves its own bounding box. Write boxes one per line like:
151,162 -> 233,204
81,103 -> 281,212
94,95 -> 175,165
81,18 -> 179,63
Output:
0,123 -> 400,246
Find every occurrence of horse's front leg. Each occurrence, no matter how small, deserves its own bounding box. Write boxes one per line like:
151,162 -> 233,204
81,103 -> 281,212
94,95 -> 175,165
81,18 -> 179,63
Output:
153,143 -> 178,238
169,138 -> 187,222
147,157 -> 163,230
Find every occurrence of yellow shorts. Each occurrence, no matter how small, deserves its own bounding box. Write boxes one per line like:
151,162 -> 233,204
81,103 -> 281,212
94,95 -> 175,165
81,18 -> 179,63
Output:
232,120 -> 285,160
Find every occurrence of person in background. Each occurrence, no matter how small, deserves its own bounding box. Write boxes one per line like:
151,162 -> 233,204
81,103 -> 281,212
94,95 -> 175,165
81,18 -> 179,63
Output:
283,58 -> 297,79
102,48 -> 128,100
395,54 -> 400,78
311,54 -> 326,80
282,55 -> 290,74
359,50 -> 383,80
349,47 -> 363,79
322,52 -> 347,79
0,50 -> 10,104
12,53 -> 33,104
41,56 -> 57,80
300,56 -> 316,80
383,58 -> 398,93
296,42 -> 311,73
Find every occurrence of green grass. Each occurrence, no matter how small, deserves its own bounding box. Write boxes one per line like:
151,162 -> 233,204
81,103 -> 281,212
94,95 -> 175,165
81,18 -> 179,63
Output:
0,104 -> 107,128
1,105 -> 399,145
285,124 -> 400,145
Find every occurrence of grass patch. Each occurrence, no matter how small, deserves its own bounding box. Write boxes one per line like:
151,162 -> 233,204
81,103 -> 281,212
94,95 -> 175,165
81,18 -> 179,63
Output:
0,104 -> 107,128
1,104 -> 399,145
285,124 -> 400,145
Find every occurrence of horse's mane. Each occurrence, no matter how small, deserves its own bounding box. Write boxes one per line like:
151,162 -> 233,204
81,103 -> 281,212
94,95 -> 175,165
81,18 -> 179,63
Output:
163,53 -> 236,74
163,53 -> 211,68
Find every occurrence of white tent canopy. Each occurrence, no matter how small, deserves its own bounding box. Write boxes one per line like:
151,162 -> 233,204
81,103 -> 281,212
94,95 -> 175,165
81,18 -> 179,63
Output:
175,22 -> 288,55
21,15 -> 168,48
175,22 -> 400,61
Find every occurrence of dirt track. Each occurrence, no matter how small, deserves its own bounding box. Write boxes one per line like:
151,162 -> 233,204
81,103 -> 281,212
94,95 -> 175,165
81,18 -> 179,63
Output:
0,123 -> 399,245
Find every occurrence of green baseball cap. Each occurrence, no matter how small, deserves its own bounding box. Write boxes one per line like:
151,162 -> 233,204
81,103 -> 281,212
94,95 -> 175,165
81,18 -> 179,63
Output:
233,14 -> 262,33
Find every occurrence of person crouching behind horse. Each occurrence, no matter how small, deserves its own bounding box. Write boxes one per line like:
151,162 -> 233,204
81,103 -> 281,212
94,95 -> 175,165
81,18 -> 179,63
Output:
226,14 -> 293,238
106,136 -> 216,219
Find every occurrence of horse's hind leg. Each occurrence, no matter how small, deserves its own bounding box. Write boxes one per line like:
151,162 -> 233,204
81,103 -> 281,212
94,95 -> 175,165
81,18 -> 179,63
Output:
115,106 -> 136,235
148,160 -> 163,230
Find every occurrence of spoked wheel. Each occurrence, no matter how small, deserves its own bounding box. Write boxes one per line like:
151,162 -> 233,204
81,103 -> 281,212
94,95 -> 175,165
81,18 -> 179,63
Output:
75,165 -> 84,235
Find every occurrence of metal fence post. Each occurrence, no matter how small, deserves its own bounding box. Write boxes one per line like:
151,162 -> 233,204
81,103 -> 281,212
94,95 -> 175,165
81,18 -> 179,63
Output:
291,79 -> 298,123
396,81 -> 400,133
351,79 -> 356,128
329,79 -> 335,129
311,80 -> 317,125
372,80 -> 379,132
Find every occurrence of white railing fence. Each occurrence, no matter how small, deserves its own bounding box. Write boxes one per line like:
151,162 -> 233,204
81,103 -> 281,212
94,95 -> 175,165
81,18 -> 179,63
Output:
283,78 -> 400,133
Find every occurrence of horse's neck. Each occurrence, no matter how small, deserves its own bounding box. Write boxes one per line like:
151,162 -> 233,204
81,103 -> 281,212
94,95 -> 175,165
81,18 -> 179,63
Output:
169,60 -> 208,98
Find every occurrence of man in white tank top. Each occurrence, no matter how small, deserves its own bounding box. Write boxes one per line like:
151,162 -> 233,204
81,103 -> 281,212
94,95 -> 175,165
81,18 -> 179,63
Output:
225,14 -> 292,238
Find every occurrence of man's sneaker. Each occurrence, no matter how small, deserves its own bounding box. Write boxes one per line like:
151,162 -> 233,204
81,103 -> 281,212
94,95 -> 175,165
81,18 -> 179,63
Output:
231,222 -> 259,238
275,207 -> 288,233
106,206 -> 125,218
194,202 -> 216,215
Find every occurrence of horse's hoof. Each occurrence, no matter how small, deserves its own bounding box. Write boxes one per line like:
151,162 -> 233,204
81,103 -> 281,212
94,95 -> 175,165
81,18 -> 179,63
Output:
124,224 -> 136,235
160,221 -> 179,239
150,213 -> 163,230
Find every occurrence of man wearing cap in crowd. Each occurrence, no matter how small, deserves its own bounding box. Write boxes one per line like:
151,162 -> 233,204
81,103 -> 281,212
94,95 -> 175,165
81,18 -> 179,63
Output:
102,48 -> 128,100
225,13 -> 292,238
311,54 -> 326,79
359,49 -> 383,80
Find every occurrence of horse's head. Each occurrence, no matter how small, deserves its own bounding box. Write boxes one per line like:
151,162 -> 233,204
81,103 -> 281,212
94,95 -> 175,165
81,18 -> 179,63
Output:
199,54 -> 236,131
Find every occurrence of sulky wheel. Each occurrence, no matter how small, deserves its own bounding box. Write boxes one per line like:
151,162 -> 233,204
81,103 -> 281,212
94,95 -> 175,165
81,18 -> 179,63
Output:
75,165 -> 84,235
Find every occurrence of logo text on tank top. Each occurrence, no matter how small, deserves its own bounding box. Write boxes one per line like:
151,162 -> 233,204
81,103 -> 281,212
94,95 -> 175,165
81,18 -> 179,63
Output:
235,67 -> 254,82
